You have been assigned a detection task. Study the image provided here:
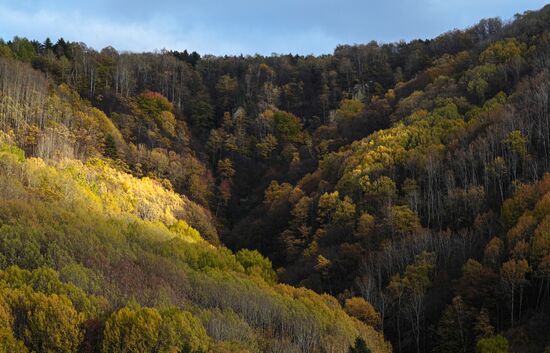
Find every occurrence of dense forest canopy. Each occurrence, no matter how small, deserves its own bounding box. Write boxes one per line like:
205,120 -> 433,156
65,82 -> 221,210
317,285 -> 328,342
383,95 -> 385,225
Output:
1,3 -> 550,353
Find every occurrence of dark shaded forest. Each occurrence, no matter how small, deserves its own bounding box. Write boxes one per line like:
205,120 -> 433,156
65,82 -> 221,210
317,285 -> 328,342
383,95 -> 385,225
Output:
1,4 -> 550,353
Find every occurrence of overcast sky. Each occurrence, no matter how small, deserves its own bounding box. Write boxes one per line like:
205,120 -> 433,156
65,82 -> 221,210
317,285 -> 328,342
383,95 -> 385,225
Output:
0,0 -> 547,55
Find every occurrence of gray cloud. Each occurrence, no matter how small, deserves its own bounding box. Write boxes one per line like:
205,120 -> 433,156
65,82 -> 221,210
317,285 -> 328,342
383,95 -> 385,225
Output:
0,0 -> 547,55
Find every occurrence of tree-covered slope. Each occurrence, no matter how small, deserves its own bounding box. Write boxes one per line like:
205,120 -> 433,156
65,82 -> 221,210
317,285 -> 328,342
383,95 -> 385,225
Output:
0,139 -> 389,353
2,4 -> 550,353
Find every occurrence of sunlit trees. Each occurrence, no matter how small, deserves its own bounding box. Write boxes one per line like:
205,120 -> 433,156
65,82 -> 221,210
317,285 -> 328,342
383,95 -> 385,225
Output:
479,39 -> 526,65
256,134 -> 278,160
476,335 -> 509,353
157,309 -> 209,353
0,144 -> 390,353
0,57 -> 48,130
235,249 -> 277,283
336,99 -> 365,121
0,329 -> 29,353
271,110 -> 303,143
344,297 -> 381,328
11,292 -> 84,353
217,158 -> 235,180
386,205 -> 421,237
0,293 -> 28,353
317,191 -> 357,235
101,306 -> 162,353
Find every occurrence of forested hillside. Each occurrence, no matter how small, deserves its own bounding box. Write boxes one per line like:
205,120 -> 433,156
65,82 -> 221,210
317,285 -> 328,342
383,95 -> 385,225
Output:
1,3 -> 550,353
0,135 -> 388,353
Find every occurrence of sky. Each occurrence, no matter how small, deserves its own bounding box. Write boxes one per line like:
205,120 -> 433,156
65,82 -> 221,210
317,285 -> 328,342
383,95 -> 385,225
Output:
0,0 -> 548,55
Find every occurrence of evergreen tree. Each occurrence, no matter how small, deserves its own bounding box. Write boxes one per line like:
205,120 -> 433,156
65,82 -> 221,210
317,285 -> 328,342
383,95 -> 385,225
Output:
350,337 -> 372,353
104,134 -> 118,160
